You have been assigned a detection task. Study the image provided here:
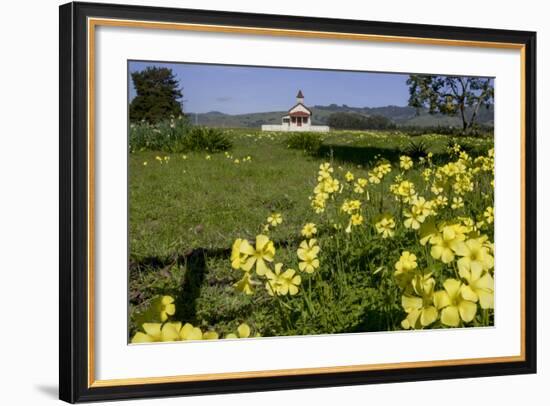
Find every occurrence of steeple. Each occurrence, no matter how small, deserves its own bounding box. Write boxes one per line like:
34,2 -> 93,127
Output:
296,90 -> 304,104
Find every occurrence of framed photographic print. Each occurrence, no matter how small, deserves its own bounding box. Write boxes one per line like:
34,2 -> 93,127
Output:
59,1 -> 537,403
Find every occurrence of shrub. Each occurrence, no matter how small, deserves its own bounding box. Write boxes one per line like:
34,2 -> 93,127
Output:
129,115 -> 191,153
182,126 -> 232,152
286,132 -> 323,154
129,120 -> 232,153
327,112 -> 396,130
405,140 -> 428,159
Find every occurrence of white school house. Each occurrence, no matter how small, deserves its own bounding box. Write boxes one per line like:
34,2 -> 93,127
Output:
261,90 -> 330,132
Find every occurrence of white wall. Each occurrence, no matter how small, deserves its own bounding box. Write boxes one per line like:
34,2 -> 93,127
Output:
0,0 -> 545,405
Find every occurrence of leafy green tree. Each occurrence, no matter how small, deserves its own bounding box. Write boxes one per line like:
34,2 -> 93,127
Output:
327,112 -> 394,130
130,66 -> 183,123
407,75 -> 494,133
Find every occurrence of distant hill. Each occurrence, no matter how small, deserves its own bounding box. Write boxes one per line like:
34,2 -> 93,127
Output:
188,104 -> 494,129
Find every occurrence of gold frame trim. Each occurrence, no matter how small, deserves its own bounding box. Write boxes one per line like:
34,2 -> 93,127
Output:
87,17 -> 527,388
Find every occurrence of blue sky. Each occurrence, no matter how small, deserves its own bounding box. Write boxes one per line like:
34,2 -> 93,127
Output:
128,61 -> 413,114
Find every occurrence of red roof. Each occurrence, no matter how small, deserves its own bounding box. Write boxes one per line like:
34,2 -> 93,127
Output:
289,111 -> 310,117
296,90 -> 304,98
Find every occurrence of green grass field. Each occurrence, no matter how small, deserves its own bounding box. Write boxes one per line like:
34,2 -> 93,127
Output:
129,128 -> 494,340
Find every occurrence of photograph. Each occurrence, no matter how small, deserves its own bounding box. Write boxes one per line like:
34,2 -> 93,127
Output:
127,61 -> 496,343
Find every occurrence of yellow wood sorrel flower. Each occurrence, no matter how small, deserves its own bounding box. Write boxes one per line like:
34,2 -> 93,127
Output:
159,295 -> 176,322
375,215 -> 395,239
400,155 -> 413,170
459,267 -> 495,309
297,239 -> 320,274
429,224 -> 466,264
239,235 -> 275,276
179,323 -> 203,341
233,272 -> 255,295
401,274 -> 438,329
454,238 -> 494,275
394,251 -> 418,287
265,263 -> 301,296
301,223 -> 317,238
131,322 -> 181,343
434,279 -> 477,327
231,238 -> 248,270
226,323 -> 251,339
267,213 -> 283,227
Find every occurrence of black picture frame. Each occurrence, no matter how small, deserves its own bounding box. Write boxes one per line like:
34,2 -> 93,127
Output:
59,1 -> 537,403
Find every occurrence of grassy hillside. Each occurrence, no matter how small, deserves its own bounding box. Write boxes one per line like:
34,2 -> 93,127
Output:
189,104 -> 494,129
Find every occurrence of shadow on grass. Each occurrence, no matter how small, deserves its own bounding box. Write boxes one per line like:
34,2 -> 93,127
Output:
176,249 -> 208,323
317,144 -> 402,165
316,144 -> 454,166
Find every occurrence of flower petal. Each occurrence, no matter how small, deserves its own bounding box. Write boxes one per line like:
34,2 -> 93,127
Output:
420,306 -> 438,326
477,289 -> 494,309
131,332 -> 155,343
458,300 -> 477,323
441,306 -> 460,327
460,285 -> 478,303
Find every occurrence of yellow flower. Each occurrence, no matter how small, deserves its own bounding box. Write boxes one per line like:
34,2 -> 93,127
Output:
143,161 -> 148,166
234,159 -> 240,164
396,180 -> 416,203
434,279 -> 477,327
341,199 -> 361,214
484,206 -> 494,224
159,295 -> 176,322
345,171 -> 354,182
435,195 -> 448,208
131,322 -> 181,343
459,267 -> 494,309
400,155 -> 413,170
231,238 -> 245,269
451,196 -> 464,209
394,251 -> 418,287
401,274 -> 438,329
323,177 -> 340,193
301,223 -> 317,238
237,323 -> 251,338
239,235 -> 276,276
233,272 -> 255,295
319,162 -> 333,174
375,215 -> 395,239
181,154 -> 187,160
297,239 -> 320,274
265,263 -> 301,296
226,323 -> 252,339
202,331 -> 219,340
179,322 -> 203,340
430,224 -> 466,264
454,238 -> 494,275
205,155 -> 211,160
403,197 -> 432,230
350,213 -> 363,225
368,171 -> 382,184
403,208 -> 425,230
267,213 -> 283,227
353,177 -> 368,194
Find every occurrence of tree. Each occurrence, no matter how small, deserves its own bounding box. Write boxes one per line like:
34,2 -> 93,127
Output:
327,112 -> 394,130
407,75 -> 494,133
130,66 -> 183,123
